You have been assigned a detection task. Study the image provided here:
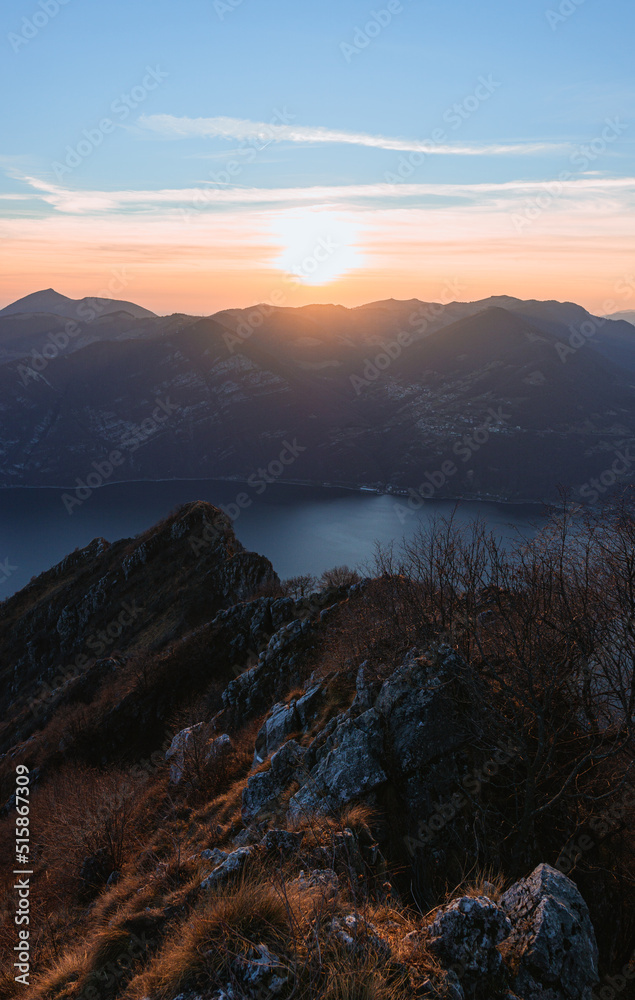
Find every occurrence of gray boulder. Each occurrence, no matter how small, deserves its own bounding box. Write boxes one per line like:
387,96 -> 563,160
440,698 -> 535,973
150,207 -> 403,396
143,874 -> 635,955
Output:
351,660 -> 383,712
287,708 -> 387,820
330,913 -> 391,959
260,829 -> 305,854
200,848 -> 229,865
292,868 -> 339,899
295,682 -> 325,725
424,895 -> 512,985
166,726 -> 232,785
200,846 -> 253,890
231,942 -> 288,996
253,700 -> 299,764
374,646 -> 466,775
500,864 -> 599,1000
242,739 -> 307,822
165,723 -> 205,784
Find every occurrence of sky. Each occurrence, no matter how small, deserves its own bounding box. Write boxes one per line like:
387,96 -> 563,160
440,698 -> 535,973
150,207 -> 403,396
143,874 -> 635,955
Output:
1,0 -> 634,316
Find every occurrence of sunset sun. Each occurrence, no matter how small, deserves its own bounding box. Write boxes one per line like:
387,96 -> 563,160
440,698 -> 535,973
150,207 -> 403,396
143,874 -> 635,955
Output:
270,208 -> 363,285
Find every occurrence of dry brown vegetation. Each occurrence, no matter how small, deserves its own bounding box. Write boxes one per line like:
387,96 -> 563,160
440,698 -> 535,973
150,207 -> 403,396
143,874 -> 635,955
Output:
1,496 -> 634,995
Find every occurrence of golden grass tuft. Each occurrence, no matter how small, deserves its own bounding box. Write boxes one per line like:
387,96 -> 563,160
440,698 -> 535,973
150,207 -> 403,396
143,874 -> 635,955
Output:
27,946 -> 90,1000
127,877 -> 289,999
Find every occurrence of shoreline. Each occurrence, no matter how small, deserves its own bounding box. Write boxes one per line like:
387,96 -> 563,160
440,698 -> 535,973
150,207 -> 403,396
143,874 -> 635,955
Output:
0,475 -> 552,510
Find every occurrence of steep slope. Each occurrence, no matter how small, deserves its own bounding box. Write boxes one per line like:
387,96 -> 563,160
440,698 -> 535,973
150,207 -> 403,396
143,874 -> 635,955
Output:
0,501 -> 278,755
1,504 -> 633,997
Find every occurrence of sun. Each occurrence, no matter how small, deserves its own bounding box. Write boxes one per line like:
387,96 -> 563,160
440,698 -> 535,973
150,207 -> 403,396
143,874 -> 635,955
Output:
270,208 -> 363,286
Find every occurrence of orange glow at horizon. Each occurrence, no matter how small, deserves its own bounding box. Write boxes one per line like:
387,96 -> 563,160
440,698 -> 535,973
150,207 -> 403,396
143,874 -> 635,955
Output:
1,203 -> 633,317
2,245 -> 633,318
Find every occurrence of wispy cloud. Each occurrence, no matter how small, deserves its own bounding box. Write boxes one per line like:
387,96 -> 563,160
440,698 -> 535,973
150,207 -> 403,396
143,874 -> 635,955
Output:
15,173 -> 635,215
137,114 -> 564,157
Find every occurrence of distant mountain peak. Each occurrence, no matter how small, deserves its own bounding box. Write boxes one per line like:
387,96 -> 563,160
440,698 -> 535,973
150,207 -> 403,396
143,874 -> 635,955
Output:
0,288 -> 156,320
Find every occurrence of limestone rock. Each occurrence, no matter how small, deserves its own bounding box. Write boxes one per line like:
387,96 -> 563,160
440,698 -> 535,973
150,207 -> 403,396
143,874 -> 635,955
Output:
242,739 -> 307,822
260,829 -> 305,855
330,913 -> 391,959
200,846 -> 254,890
500,864 -> 599,1000
424,894 -> 512,985
253,700 -> 299,764
230,942 -> 288,995
287,708 -> 387,820
165,723 -> 205,784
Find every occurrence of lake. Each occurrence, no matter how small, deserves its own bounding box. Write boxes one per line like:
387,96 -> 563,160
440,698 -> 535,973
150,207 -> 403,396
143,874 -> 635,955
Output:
0,479 -> 549,600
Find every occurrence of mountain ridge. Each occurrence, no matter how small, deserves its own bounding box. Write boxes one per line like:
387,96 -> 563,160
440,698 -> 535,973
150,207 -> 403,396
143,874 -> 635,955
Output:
1,292 -> 634,501
1,498 -> 633,996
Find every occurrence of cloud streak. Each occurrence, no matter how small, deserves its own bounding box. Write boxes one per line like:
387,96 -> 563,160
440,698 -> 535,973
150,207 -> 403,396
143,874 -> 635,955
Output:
14,173 -> 635,215
137,114 -> 564,157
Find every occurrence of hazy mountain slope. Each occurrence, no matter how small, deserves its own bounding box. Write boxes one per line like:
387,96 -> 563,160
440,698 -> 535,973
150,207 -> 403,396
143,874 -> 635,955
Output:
0,311 -> 189,364
605,308 -> 635,325
1,302 -> 633,500
0,287 -> 156,319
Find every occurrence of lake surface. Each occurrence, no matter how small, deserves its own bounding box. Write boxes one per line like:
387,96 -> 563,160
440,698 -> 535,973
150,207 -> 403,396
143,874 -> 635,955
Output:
0,479 -> 550,600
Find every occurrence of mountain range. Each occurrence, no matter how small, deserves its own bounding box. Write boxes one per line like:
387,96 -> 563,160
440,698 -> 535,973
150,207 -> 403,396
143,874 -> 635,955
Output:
1,288 -> 634,501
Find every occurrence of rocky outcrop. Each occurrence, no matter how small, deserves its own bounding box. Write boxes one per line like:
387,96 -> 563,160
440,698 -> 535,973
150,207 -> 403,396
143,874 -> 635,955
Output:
423,895 -> 512,987
287,708 -> 387,820
166,726 -> 232,785
221,602 -> 336,726
242,740 -> 307,822
0,504 -> 614,1000
200,846 -> 254,891
0,502 -> 278,753
240,645 -> 469,826
407,866 -> 599,1000
330,913 -> 391,959
500,864 -> 599,1000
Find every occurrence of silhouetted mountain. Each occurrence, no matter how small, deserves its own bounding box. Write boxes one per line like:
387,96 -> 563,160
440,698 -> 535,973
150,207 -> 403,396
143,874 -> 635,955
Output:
1,294 -> 634,501
0,287 -> 156,319
606,309 -> 635,325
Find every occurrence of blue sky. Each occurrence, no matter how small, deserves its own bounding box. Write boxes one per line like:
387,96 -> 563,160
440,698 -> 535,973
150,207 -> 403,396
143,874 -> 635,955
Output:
1,0 -> 633,314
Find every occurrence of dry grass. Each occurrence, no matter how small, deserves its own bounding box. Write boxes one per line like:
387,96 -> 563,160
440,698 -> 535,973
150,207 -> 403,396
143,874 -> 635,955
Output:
26,946 -> 90,1000
127,877 -> 290,999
